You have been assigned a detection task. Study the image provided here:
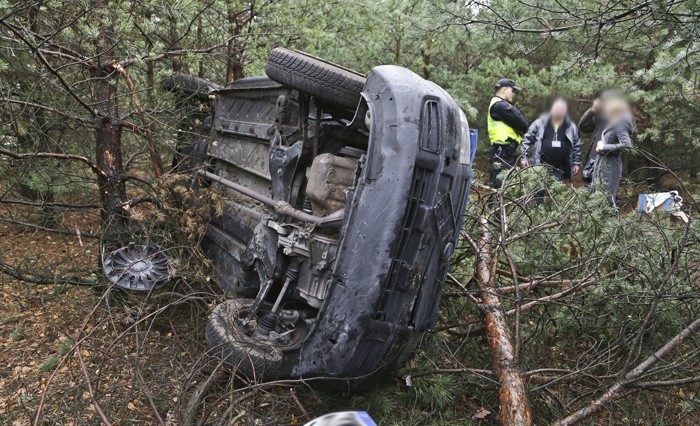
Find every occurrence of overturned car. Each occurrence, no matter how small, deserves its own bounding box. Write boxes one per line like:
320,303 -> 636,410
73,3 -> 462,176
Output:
165,49 -> 473,388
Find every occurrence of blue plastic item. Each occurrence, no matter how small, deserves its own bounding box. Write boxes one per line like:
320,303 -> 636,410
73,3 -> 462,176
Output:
637,193 -> 679,215
469,128 -> 478,163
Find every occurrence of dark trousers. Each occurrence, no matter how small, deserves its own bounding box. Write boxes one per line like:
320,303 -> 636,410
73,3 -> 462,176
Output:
489,141 -> 519,188
544,165 -> 565,182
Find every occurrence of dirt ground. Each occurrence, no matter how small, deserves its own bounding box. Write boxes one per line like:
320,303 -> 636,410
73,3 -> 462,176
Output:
0,208 -> 215,424
0,204 -> 308,425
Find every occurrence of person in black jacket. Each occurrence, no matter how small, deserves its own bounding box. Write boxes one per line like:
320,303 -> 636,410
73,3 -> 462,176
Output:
487,78 -> 529,187
521,98 -> 582,181
579,94 -> 609,184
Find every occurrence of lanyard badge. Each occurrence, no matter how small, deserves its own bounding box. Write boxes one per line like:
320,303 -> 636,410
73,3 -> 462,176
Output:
551,131 -> 561,148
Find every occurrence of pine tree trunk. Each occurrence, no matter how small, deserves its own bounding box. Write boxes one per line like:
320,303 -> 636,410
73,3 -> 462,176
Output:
91,0 -> 127,247
226,0 -> 245,84
475,217 -> 532,425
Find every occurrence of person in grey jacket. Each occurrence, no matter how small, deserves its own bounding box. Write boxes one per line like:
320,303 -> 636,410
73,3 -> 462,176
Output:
520,98 -> 582,181
592,97 -> 635,208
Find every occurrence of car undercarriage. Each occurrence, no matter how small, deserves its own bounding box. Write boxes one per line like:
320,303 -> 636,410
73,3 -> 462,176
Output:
165,48 -> 473,389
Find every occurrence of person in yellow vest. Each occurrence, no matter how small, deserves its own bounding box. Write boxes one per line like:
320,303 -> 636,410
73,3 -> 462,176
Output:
488,78 -> 529,187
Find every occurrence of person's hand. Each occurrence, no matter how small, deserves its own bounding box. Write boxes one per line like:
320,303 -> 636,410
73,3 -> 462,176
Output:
520,159 -> 529,168
572,165 -> 581,176
592,98 -> 601,113
596,140 -> 604,153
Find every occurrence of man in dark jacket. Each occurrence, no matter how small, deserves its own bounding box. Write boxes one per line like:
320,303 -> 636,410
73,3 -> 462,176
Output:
579,96 -> 607,184
487,78 -> 529,188
521,98 -> 581,181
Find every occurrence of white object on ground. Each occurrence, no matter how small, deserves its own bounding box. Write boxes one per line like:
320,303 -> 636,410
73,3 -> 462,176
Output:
642,191 -> 682,214
637,191 -> 689,223
304,411 -> 377,426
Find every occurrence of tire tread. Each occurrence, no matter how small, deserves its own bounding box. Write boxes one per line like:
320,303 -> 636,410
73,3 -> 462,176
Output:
265,48 -> 365,109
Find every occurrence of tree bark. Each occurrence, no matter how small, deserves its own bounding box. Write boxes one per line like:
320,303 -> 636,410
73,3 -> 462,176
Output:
91,0 -> 127,246
421,39 -> 432,79
226,0 -> 246,84
169,13 -> 182,72
475,216 -> 532,425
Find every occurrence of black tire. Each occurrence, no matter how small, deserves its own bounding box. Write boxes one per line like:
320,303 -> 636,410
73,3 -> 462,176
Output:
205,299 -> 282,379
265,48 -> 366,110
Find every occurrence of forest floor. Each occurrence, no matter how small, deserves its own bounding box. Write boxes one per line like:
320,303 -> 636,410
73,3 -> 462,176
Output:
1,170 -> 697,425
2,218 -> 696,425
0,204 -> 210,424
0,207 -> 340,425
0,212 -> 97,423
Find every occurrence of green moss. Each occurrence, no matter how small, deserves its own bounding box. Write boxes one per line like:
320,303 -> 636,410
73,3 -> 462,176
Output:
11,325 -> 26,341
2,316 -> 19,325
40,356 -> 59,372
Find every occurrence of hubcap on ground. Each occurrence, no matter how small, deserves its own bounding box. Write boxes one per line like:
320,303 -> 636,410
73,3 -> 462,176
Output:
103,243 -> 173,291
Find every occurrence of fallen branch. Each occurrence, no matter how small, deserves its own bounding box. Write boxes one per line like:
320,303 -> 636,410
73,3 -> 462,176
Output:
555,317 -> 700,425
495,279 -> 572,295
503,272 -> 625,317
0,198 -> 100,209
290,388 -> 310,421
182,368 -> 228,425
631,375 -> 700,388
407,367 -> 496,383
111,61 -> 164,178
474,216 -> 532,425
76,342 -> 113,425
0,148 -> 107,179
0,217 -> 99,239
0,261 -> 99,286
406,366 -> 614,388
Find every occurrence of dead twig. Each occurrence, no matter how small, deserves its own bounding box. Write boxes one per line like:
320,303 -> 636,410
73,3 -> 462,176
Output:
76,342 -> 113,426
556,317 -> 700,425
0,147 -> 107,178
182,368 -> 228,426
0,217 -> 99,239
111,61 -> 164,178
290,388 -> 310,420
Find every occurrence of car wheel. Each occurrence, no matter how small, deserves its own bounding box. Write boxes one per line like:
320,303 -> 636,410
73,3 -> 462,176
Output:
206,299 -> 283,379
265,48 -> 366,110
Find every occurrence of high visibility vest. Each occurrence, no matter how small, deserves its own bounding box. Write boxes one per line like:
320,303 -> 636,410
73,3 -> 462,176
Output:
487,97 -> 522,145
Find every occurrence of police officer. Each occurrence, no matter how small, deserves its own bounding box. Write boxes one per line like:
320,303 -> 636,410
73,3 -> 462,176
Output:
488,78 -> 529,187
